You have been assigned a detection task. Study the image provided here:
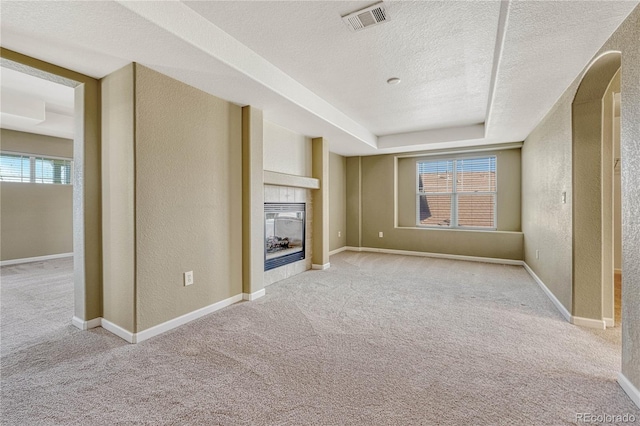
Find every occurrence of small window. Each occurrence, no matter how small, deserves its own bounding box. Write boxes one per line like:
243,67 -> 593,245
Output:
417,156 -> 496,229
0,152 -> 72,185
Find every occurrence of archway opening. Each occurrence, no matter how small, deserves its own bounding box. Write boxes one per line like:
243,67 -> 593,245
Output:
571,51 -> 621,328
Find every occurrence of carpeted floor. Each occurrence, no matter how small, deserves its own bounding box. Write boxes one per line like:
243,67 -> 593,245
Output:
1,252 -> 638,425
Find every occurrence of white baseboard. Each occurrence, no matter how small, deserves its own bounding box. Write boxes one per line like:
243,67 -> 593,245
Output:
98,294 -> 243,344
349,246 -> 523,266
523,262 -> 572,322
329,246 -> 348,256
243,289 -> 266,301
135,294 -> 243,343
618,373 -> 640,409
604,317 -> 615,328
312,263 -> 331,270
1,252 -> 73,266
571,316 -> 606,330
71,316 -> 102,331
523,263 -> 609,329
101,318 -> 136,343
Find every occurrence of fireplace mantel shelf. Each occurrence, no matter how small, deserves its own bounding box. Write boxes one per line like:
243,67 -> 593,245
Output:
263,170 -> 320,190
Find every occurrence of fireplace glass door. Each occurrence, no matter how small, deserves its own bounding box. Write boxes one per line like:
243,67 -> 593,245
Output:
265,203 -> 305,271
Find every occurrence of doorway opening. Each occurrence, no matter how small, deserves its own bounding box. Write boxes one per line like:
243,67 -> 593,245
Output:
0,58 -> 87,350
571,51 -> 621,329
613,91 -> 621,327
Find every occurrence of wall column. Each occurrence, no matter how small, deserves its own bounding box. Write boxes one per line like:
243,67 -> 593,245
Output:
242,106 -> 265,298
346,156 -> 362,248
312,137 -> 329,269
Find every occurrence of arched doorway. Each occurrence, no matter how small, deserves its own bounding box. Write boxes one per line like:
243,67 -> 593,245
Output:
571,51 -> 621,328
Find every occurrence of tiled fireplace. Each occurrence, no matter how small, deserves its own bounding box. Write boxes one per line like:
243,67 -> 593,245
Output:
263,185 -> 312,285
265,203 -> 305,271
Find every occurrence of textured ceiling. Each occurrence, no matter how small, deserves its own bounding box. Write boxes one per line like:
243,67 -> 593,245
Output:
185,1 -> 500,136
0,1 -> 637,155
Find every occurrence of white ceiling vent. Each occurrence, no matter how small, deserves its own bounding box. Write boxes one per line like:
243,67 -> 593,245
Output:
342,2 -> 389,32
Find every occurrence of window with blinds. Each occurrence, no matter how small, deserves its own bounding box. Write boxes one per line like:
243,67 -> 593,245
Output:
0,152 -> 73,185
417,156 -> 496,229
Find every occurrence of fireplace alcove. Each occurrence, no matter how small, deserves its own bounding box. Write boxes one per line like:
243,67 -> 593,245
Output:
264,203 -> 305,271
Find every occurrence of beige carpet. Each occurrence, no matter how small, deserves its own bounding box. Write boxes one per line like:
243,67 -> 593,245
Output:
1,252 -> 638,425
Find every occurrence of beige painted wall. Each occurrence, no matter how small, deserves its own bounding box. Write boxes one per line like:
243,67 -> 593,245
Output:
1,128 -> 73,158
349,149 -> 523,260
329,152 -> 346,251
312,137 -> 329,266
243,106 -> 265,295
521,5 -> 640,390
101,64 -> 243,333
1,183 -> 73,261
263,120 -> 311,177
601,70 -> 620,323
101,64 -> 136,331
345,156 -> 362,247
135,65 -> 243,331
1,130 -> 73,261
614,114 -> 621,271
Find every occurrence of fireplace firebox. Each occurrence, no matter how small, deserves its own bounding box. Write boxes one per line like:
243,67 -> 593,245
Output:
265,203 -> 305,271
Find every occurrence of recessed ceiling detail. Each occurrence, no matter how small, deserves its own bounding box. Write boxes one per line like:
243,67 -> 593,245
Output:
0,66 -> 75,139
342,2 -> 389,32
1,1 -> 637,155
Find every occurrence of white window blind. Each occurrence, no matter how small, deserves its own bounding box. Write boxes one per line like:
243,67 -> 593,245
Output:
417,156 -> 496,229
0,153 -> 31,182
0,152 -> 72,185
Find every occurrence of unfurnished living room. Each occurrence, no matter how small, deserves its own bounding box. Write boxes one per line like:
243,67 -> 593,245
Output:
1,1 -> 639,425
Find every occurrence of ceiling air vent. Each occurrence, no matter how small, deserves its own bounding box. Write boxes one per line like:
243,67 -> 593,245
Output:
342,2 -> 389,32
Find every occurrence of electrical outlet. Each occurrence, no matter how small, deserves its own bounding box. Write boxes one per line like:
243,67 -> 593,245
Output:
379,231 -> 384,238
184,271 -> 194,286
535,250 -> 539,260
338,231 -> 341,237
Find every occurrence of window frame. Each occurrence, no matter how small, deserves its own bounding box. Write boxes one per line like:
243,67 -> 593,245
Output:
0,150 -> 73,185
415,155 -> 497,230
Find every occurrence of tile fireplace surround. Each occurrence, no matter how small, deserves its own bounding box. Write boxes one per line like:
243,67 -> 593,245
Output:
264,185 -> 312,286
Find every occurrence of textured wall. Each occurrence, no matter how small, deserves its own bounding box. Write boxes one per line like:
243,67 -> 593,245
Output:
263,120 -> 311,177
345,156 -> 362,247
0,130 -> 73,261
617,7 -> 640,390
521,89 -> 573,311
242,106 -> 265,295
311,138 -> 329,266
101,64 -> 136,332
521,5 -> 640,390
135,65 -> 243,331
329,152 -> 346,251
357,153 -> 523,260
614,115 -> 622,271
1,183 -> 72,261
0,129 -> 73,158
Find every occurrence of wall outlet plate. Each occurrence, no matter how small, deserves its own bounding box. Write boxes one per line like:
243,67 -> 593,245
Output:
184,271 -> 194,286
379,231 -> 384,238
